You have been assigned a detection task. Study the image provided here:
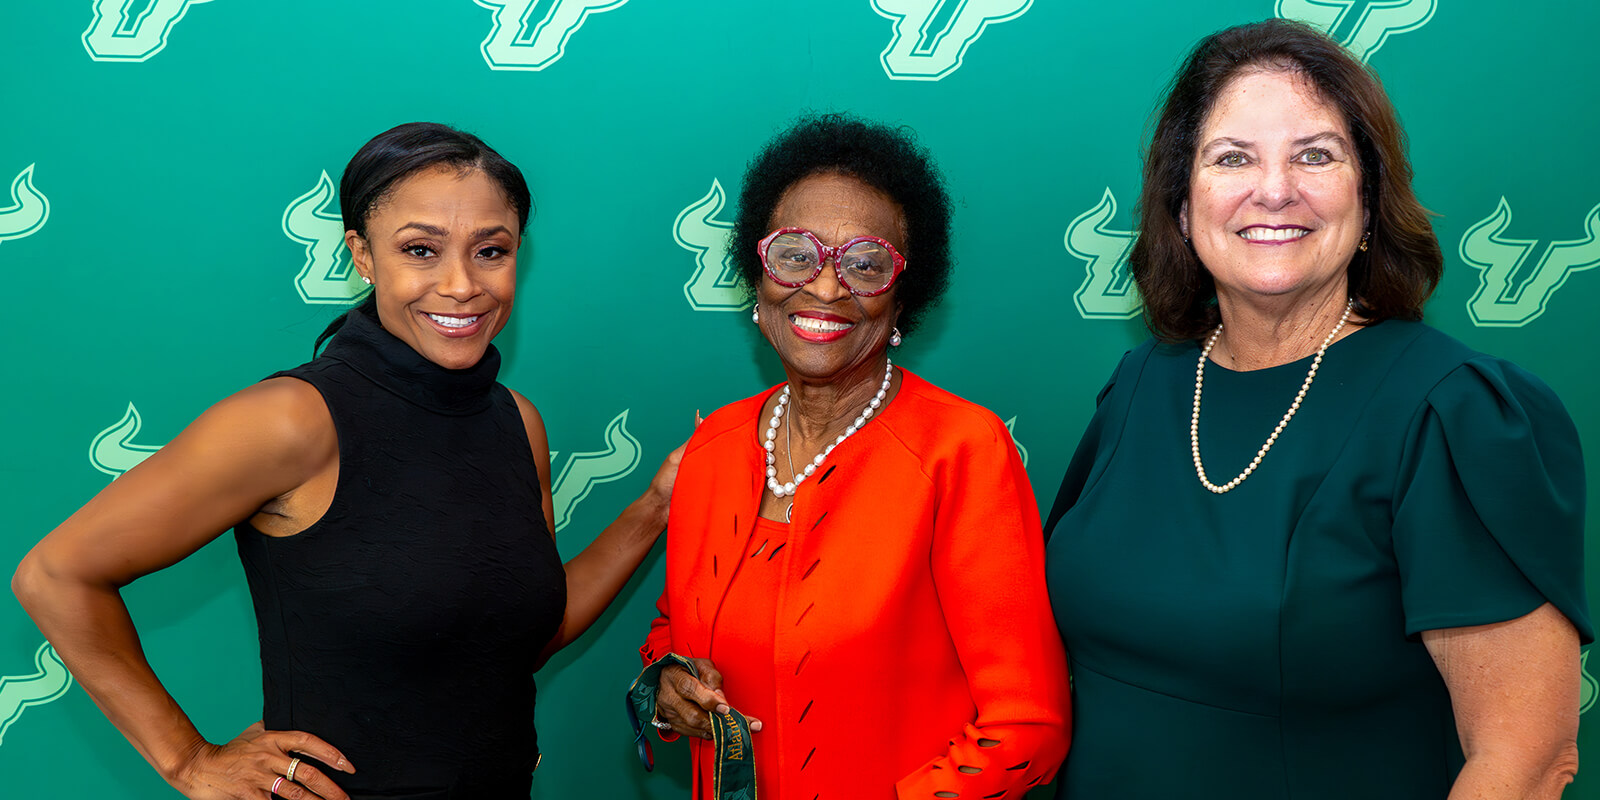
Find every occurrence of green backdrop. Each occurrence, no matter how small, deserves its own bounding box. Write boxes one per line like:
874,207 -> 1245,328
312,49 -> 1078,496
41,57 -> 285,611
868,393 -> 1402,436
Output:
3,1 -> 1597,797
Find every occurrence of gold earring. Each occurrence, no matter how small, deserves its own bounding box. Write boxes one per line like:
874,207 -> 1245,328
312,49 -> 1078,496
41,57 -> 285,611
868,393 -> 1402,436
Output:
1358,232 -> 1370,252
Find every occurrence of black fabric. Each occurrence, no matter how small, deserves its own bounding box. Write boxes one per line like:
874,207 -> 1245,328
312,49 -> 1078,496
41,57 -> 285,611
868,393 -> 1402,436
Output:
235,305 -> 565,798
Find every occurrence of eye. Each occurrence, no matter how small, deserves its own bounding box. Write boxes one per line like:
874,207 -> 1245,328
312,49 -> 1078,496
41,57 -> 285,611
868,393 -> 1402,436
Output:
477,245 -> 509,259
403,244 -> 435,258
1217,151 -> 1249,167
1298,147 -> 1335,165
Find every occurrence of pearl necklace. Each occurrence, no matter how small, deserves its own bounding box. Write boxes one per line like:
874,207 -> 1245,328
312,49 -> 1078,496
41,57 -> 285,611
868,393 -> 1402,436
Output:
1191,300 -> 1353,494
765,359 -> 893,499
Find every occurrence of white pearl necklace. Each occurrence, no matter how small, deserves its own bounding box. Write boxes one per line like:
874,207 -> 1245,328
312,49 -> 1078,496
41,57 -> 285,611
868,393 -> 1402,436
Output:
1191,300 -> 1353,494
765,359 -> 893,499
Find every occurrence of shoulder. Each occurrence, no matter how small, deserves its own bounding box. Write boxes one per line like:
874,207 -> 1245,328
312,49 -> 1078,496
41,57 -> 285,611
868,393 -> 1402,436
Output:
1375,322 -> 1569,415
184,376 -> 336,474
883,370 -> 1012,451
505,387 -> 550,449
683,388 -> 774,457
505,387 -> 546,428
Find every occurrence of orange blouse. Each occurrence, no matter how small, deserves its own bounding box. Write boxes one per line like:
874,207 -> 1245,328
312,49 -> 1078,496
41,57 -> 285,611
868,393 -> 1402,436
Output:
641,369 -> 1071,799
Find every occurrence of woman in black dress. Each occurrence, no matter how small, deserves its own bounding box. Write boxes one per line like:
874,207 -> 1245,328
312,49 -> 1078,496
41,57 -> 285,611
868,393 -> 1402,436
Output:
12,122 -> 680,799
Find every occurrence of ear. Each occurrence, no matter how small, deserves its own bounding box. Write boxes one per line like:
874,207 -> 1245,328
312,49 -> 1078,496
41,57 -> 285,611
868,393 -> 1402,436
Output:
1179,201 -> 1191,238
345,230 -> 371,282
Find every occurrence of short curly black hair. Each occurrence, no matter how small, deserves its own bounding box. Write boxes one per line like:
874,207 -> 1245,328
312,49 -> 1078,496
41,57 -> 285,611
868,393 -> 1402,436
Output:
731,114 -> 953,336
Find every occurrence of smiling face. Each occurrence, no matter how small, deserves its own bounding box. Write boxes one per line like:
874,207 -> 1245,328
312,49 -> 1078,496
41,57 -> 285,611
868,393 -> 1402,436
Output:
1183,68 -> 1367,307
347,165 -> 520,370
757,171 -> 906,383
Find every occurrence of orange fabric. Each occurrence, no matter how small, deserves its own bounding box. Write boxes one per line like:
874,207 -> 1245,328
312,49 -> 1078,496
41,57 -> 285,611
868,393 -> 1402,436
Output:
701,516 -> 789,799
642,369 -> 1071,799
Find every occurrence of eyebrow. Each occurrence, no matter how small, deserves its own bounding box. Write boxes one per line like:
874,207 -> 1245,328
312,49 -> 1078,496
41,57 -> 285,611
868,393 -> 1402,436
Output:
395,222 -> 513,239
1199,131 -> 1351,152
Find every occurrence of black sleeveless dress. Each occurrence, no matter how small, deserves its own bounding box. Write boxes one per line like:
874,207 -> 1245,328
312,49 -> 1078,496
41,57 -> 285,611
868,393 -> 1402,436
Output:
235,305 -> 566,799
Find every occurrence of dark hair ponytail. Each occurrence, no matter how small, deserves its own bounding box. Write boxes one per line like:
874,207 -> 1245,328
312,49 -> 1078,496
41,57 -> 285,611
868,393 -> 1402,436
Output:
313,122 -> 532,354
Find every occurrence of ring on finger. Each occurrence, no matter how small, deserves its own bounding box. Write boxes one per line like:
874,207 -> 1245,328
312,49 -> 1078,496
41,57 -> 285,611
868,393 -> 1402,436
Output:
285,757 -> 302,783
271,776 -> 285,795
651,719 -> 672,731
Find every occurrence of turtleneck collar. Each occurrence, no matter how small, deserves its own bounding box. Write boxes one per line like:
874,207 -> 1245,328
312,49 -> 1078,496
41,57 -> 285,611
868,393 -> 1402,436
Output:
320,303 -> 502,416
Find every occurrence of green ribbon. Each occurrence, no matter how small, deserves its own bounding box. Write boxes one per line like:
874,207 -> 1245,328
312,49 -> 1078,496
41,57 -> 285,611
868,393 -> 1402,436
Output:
627,653 -> 757,800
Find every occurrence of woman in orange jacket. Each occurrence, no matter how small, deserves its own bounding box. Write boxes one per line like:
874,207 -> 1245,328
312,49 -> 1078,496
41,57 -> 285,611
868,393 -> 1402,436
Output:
635,114 -> 1071,799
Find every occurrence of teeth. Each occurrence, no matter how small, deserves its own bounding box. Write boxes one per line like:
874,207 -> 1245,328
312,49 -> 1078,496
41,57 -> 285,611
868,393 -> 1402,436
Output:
1239,227 -> 1309,242
791,315 -> 853,333
427,313 -> 479,328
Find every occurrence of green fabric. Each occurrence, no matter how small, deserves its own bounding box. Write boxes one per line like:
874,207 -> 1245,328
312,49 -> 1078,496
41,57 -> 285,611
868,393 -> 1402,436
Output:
1045,320 -> 1591,799
628,654 -> 757,800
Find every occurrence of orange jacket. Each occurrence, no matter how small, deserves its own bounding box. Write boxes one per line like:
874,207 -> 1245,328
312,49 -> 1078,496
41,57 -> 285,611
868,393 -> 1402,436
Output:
642,370 -> 1071,798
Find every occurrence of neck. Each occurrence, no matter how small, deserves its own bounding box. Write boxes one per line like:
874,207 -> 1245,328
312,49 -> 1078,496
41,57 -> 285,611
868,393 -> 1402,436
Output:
785,353 -> 892,444
1211,282 -> 1358,371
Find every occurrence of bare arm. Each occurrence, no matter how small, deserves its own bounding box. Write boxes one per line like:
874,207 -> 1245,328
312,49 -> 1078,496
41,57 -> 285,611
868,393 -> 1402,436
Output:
510,392 -> 687,664
1425,603 -> 1581,800
12,378 -> 353,800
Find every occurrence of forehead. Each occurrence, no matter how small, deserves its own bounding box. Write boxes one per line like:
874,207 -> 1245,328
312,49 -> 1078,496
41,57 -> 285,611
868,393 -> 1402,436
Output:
1200,68 -> 1349,142
370,165 -> 518,226
770,171 -> 906,245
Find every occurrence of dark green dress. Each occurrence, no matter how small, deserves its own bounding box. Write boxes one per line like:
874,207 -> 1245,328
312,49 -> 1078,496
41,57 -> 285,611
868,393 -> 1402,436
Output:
1045,320 -> 1591,799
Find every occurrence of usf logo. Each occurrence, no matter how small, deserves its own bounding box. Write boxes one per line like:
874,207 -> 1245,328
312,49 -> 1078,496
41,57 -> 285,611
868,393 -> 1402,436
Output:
82,0 -> 214,62
90,403 -> 163,478
475,0 -> 629,71
1065,188 -> 1139,320
873,0 -> 1032,81
550,410 -> 641,532
676,179 -> 748,312
0,164 -> 49,245
1461,198 -> 1600,328
1274,0 -> 1435,62
0,643 -> 74,747
283,171 -> 365,305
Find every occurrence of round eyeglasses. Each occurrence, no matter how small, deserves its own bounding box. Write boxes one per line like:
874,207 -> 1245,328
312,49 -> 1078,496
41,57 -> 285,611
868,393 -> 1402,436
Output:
757,228 -> 907,297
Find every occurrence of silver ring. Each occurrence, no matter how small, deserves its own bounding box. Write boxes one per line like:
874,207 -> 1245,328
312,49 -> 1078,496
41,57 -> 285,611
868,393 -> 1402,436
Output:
285,757 -> 301,782
651,719 -> 672,731
271,776 -> 285,795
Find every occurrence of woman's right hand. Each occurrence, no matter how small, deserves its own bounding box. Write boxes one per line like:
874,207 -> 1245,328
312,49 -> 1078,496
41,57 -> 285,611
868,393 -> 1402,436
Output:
653,660 -> 762,740
172,722 -> 354,800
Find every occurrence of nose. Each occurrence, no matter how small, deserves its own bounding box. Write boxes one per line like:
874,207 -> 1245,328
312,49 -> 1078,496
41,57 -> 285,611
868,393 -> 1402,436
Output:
1253,160 -> 1296,211
804,255 -> 854,303
436,252 -> 480,302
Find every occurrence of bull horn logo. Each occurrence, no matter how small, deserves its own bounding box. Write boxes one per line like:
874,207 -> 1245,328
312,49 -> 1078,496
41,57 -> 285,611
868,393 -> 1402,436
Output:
872,0 -> 1032,81
475,0 -> 629,71
0,164 -> 49,244
550,410 -> 641,532
677,179 -> 748,312
1461,198 -> 1600,328
82,0 -> 215,62
89,403 -> 164,478
283,171 -> 365,305
1066,188 -> 1139,320
0,643 -> 74,747
1275,0 -> 1435,62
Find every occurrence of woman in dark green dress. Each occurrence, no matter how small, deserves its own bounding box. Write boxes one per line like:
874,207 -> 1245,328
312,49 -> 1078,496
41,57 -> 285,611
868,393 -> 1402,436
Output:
1046,19 -> 1591,799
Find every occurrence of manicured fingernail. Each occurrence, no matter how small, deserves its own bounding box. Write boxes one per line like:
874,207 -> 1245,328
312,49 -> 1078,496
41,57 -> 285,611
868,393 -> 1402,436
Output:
715,704 -> 730,715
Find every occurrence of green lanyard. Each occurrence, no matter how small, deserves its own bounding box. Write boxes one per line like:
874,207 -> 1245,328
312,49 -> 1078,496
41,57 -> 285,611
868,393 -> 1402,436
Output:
627,653 -> 758,800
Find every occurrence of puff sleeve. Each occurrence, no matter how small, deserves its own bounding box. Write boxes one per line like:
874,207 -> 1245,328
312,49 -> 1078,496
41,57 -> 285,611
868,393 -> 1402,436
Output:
1392,356 -> 1592,642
